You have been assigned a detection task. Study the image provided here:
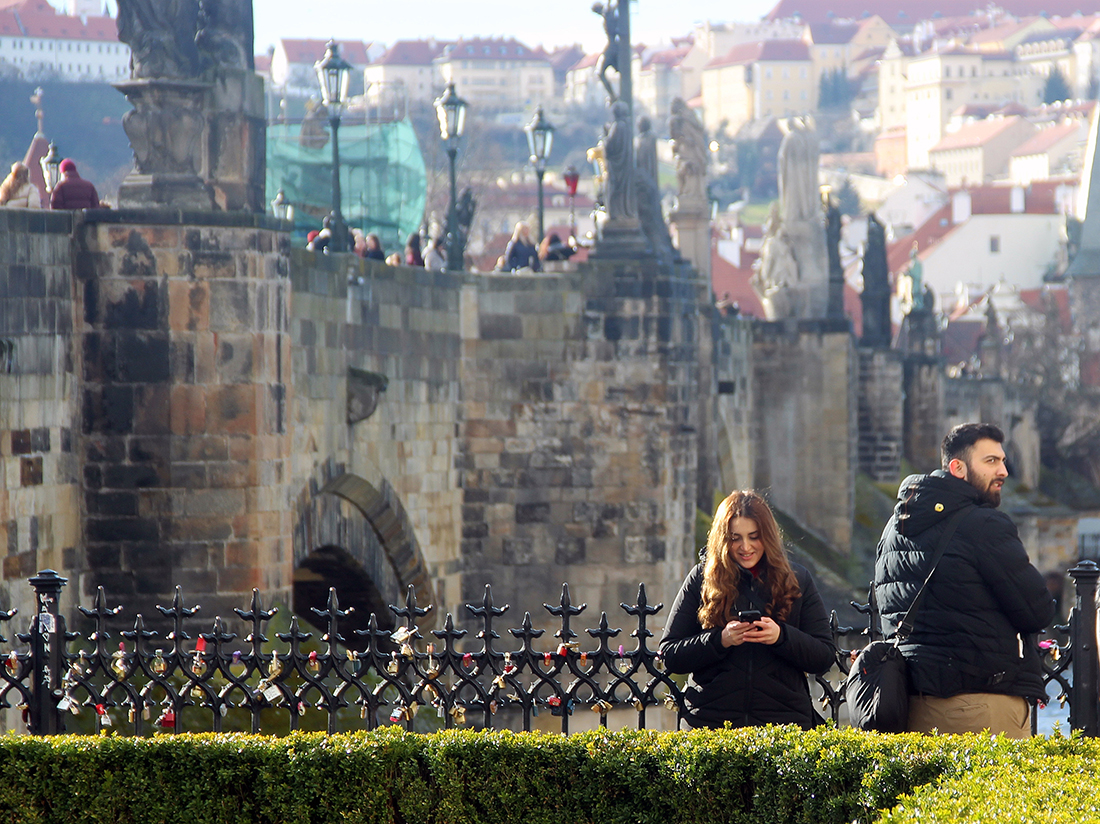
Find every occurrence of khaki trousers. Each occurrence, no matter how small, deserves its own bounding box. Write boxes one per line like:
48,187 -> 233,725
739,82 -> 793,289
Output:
907,693 -> 1031,738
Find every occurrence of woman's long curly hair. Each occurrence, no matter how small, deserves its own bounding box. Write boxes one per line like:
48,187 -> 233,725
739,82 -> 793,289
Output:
697,490 -> 801,628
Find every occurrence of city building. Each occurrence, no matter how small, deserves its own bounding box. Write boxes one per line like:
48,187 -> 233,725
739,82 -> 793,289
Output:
700,39 -> 813,135
878,39 -> 917,132
634,44 -> 702,123
0,0 -> 127,82
434,37 -> 553,111
1009,118 -> 1088,184
364,39 -> 451,108
928,115 -> 1037,186
271,38 -> 379,98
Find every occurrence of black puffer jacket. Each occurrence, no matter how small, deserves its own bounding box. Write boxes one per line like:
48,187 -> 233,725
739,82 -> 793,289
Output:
659,562 -> 836,729
874,471 -> 1055,701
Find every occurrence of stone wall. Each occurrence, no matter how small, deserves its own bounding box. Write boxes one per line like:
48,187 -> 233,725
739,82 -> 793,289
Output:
902,356 -> 943,473
452,259 -> 705,626
752,319 -> 856,553
712,316 -> 755,497
0,210 -> 79,623
856,348 -> 903,483
74,211 -> 293,621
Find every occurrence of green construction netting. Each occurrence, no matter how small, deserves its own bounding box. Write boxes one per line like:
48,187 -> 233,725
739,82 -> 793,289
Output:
266,118 -> 426,251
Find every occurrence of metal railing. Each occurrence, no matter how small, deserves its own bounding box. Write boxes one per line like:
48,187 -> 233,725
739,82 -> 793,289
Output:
1,562 -> 1097,736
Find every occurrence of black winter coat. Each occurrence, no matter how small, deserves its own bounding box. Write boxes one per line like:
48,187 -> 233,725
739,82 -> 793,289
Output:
659,562 -> 836,729
874,471 -> 1055,702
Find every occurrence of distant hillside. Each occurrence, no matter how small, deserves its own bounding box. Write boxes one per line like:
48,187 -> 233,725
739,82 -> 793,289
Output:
0,79 -> 132,199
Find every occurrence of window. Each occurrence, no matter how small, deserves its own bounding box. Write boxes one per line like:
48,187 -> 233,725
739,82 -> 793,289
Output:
800,66 -> 807,78
990,235 -> 1000,253
765,67 -> 772,79
783,89 -> 789,100
944,66 -> 950,77
782,66 -> 789,79
801,90 -> 807,100
945,89 -> 952,100
766,89 -> 773,100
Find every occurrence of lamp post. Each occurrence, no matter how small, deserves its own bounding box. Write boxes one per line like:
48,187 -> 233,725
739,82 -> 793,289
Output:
434,82 -> 468,271
524,106 -> 554,243
40,142 -> 61,197
563,164 -> 579,241
314,40 -> 353,253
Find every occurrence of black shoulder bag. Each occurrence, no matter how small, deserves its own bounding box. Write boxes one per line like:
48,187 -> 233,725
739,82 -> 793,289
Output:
845,505 -> 973,733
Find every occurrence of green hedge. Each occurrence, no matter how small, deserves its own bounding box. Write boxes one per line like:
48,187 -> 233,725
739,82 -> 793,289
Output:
2,726 -> 1099,824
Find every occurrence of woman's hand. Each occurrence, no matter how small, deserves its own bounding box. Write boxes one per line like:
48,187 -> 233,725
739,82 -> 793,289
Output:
720,619 -> 756,648
741,616 -> 781,645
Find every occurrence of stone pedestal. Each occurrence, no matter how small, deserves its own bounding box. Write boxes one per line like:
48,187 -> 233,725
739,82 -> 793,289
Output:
670,206 -> 710,282
115,80 -> 214,210
785,218 -> 829,318
206,69 -> 267,211
589,217 -> 649,259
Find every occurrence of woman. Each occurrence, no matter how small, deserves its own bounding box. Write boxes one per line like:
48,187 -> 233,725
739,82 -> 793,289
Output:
503,221 -> 539,272
659,490 -> 836,729
405,232 -> 424,267
0,162 -> 41,208
423,236 -> 446,271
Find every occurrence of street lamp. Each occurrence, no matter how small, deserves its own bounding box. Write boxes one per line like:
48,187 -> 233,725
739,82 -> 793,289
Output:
524,106 -> 554,243
434,82 -> 468,271
314,40 -> 353,253
40,142 -> 61,195
563,164 -> 580,241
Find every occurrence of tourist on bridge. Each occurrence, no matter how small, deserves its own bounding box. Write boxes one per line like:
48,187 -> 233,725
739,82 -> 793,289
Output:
423,236 -> 446,271
0,162 -> 41,208
404,232 -> 424,267
49,159 -> 99,210
660,490 -> 835,729
874,422 -> 1054,738
504,221 -> 540,272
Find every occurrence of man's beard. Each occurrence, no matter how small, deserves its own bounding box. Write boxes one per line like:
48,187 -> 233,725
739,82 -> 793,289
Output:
979,482 -> 1001,507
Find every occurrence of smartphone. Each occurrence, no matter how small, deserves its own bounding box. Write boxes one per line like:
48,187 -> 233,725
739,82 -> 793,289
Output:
737,609 -> 762,623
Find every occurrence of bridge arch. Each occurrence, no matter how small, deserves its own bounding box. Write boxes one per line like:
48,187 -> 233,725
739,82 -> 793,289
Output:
292,469 -> 436,638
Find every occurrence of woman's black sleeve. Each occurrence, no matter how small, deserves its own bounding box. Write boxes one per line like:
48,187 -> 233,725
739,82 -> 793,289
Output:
659,565 -> 726,674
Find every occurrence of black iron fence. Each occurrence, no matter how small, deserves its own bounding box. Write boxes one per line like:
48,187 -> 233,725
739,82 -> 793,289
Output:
2,562 -> 1098,737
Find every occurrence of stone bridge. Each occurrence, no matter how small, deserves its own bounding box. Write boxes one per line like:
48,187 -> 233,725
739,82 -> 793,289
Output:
0,209 -> 713,635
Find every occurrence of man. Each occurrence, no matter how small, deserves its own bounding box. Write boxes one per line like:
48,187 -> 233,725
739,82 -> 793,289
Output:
874,422 -> 1054,737
49,160 -> 100,210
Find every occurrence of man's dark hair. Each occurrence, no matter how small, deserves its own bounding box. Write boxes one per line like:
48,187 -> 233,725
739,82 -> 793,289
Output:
941,422 -> 1004,470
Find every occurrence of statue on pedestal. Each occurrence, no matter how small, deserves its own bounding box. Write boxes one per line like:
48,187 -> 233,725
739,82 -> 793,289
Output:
752,202 -> 798,318
601,101 -> 635,220
778,117 -> 820,226
860,212 -> 891,348
117,0 -> 201,79
196,0 -> 254,71
669,97 -> 708,211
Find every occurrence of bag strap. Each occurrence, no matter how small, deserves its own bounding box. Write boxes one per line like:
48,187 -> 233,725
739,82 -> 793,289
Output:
895,505 -> 974,644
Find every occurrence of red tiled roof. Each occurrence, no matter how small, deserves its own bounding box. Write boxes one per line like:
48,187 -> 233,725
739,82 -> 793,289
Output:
548,45 -> 585,72
968,17 -> 1045,44
961,181 -> 1065,215
929,115 -> 1031,152
1019,284 -> 1072,332
440,37 -> 546,62
887,203 -> 953,276
254,54 -> 272,73
280,39 -> 370,66
373,39 -> 451,66
711,249 -> 766,318
643,46 -> 690,68
569,52 -> 599,71
708,38 -> 809,68
1010,121 -> 1083,157
0,0 -> 118,41
766,0 -> 1090,25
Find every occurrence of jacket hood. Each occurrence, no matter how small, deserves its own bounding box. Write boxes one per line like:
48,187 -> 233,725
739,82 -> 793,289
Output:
893,471 -> 983,537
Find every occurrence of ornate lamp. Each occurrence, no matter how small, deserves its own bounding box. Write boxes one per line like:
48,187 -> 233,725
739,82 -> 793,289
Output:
525,106 -> 555,242
314,40 -> 353,252
563,164 -> 580,240
434,82 -> 469,270
40,142 -> 62,194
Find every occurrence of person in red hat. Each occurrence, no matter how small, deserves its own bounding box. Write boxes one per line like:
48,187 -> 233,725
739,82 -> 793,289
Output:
49,159 -> 100,210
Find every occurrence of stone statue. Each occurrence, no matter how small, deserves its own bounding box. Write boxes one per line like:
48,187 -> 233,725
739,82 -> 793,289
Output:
825,194 -> 845,319
777,117 -> 820,226
196,0 -> 254,72
600,100 -> 635,220
669,97 -> 708,210
592,0 -> 625,102
898,242 -> 925,315
454,185 -> 477,264
635,115 -> 658,185
860,213 -> 891,348
752,202 -> 798,318
635,116 -> 673,265
117,0 -> 201,79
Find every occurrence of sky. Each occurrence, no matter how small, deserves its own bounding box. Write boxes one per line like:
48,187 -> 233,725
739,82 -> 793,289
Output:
65,1 -> 779,54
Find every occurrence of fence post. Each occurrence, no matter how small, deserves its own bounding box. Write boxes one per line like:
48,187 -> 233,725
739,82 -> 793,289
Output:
28,569 -> 67,735
1069,560 -> 1100,737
